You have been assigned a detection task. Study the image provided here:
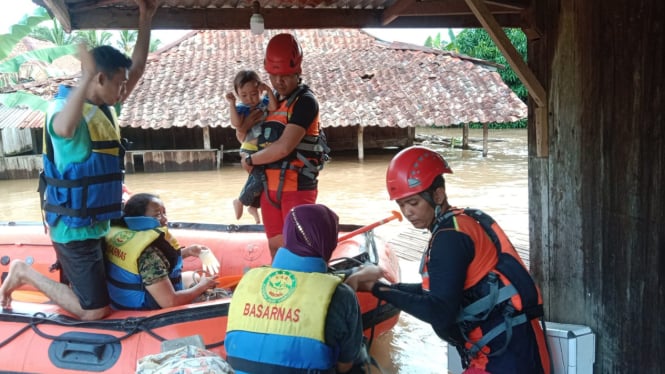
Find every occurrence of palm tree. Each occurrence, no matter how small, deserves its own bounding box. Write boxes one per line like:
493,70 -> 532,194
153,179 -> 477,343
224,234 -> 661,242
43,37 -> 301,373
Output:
117,30 -> 138,55
76,29 -> 113,49
29,19 -> 76,46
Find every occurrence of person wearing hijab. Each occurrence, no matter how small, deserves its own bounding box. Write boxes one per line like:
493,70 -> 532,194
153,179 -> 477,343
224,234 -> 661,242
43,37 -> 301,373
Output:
225,204 -> 364,373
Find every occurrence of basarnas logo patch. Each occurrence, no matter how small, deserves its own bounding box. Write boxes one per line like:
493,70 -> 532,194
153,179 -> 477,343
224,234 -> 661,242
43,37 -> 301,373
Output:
262,270 -> 297,303
111,230 -> 135,247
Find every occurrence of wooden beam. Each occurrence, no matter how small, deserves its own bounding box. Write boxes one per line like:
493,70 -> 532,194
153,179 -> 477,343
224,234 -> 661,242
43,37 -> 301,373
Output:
42,0 -> 72,32
393,2 -> 522,17
464,0 -> 546,107
485,0 -> 530,11
382,0 -> 418,25
464,0 -> 548,157
66,8 -> 525,30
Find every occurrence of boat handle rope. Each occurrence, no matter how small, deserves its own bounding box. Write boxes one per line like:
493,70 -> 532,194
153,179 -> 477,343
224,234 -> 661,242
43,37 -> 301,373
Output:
0,311 -> 228,350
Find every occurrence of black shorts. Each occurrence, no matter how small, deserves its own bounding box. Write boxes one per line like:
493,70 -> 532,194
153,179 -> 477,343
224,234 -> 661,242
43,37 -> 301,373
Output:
52,238 -> 110,310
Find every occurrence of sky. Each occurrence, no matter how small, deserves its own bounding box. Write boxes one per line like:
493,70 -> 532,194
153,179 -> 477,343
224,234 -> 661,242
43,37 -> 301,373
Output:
1,1 -> 454,46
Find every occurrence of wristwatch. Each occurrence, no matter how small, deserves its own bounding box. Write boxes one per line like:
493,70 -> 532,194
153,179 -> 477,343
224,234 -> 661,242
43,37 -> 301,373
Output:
245,154 -> 253,166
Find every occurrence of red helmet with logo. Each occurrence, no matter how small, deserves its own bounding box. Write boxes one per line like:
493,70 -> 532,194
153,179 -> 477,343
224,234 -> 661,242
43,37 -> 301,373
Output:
264,33 -> 303,75
386,146 -> 453,200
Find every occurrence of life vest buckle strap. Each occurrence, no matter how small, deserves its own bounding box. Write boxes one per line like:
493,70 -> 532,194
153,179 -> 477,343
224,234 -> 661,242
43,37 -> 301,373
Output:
457,275 -> 517,324
465,310 -> 528,358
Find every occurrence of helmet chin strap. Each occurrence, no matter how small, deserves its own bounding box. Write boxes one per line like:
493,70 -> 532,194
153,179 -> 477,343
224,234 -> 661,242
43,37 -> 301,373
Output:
420,191 -> 436,208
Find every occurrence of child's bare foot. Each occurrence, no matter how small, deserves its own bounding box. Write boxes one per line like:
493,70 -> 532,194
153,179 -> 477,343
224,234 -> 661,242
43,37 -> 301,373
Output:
248,206 -> 261,224
233,199 -> 243,220
0,260 -> 28,309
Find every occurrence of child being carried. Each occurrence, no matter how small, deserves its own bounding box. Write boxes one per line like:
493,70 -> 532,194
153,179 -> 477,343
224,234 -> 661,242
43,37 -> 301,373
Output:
225,70 -> 278,223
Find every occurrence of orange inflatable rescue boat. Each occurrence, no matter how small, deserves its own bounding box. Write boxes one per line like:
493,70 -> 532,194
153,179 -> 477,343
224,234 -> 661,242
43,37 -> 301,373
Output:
0,220 -> 401,373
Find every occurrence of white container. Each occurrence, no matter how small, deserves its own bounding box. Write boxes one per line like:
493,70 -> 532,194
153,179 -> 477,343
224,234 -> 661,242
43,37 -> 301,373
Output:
545,322 -> 595,374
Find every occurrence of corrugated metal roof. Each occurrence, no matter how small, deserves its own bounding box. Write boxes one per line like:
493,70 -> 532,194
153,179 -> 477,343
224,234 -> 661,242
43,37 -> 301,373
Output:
0,106 -> 44,129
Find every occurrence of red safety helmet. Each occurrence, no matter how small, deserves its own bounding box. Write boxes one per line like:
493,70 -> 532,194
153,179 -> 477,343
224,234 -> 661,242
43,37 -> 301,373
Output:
264,33 -> 303,75
386,146 -> 453,200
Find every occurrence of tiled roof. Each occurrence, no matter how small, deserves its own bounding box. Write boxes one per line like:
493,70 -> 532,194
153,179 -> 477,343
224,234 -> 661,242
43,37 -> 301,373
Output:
1,29 -> 526,130
121,29 -> 526,129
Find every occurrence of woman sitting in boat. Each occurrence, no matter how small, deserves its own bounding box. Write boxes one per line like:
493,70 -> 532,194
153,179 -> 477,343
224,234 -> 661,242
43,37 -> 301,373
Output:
104,193 -> 218,310
225,203 -> 365,373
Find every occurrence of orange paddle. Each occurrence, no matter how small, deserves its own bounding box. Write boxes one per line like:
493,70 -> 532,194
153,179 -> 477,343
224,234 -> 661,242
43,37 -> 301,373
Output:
215,274 -> 243,289
337,210 -> 403,242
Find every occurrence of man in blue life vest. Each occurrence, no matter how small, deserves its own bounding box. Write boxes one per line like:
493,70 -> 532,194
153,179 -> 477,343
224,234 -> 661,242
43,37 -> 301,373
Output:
345,146 -> 551,374
0,0 -> 158,320
225,204 -> 364,373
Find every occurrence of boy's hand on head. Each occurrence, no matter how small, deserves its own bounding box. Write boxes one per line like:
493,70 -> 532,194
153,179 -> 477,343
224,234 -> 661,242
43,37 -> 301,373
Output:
77,43 -> 95,79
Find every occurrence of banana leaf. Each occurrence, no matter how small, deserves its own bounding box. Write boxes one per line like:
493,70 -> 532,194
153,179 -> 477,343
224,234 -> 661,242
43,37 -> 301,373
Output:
0,44 -> 78,73
0,91 -> 49,113
0,7 -> 51,61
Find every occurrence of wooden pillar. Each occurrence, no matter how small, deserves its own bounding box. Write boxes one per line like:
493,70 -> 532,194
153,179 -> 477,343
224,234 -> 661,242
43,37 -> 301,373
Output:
203,127 -> 211,150
357,125 -> 364,161
462,123 -> 469,149
482,123 -> 489,157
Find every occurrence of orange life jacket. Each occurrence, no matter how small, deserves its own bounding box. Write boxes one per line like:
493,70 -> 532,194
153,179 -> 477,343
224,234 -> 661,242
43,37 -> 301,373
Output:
421,208 -> 545,361
261,85 -> 329,207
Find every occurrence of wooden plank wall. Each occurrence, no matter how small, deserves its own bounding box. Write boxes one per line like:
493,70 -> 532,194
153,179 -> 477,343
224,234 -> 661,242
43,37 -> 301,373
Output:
0,155 -> 41,179
125,150 -> 218,173
530,0 -> 664,371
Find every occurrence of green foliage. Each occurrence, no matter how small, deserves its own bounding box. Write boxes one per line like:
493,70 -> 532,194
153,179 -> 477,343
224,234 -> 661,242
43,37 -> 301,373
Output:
425,33 -> 445,49
76,30 -> 113,49
0,7 -> 51,61
149,38 -> 162,53
0,91 -> 48,112
468,119 -> 527,129
445,29 -> 459,53
0,44 -> 77,74
30,19 -> 76,46
0,7 -> 78,91
117,30 -> 138,55
453,28 -> 528,103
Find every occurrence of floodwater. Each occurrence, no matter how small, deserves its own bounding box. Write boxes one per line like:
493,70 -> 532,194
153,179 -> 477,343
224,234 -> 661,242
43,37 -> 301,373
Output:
0,128 -> 528,373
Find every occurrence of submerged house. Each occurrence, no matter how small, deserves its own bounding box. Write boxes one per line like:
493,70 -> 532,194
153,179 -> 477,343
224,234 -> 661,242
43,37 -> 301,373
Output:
1,28 -> 525,177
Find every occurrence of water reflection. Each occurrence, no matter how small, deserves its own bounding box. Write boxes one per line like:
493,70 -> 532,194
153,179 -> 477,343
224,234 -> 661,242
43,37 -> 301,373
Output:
0,129 -> 527,373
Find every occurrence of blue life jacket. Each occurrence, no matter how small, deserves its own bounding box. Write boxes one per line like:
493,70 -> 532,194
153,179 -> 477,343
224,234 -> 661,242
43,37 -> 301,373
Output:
39,85 -> 125,228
